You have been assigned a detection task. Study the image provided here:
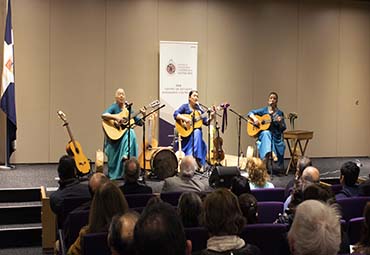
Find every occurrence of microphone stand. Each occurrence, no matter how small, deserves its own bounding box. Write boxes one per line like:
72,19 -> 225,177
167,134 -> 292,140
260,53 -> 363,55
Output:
126,103 -> 132,160
228,108 -> 249,168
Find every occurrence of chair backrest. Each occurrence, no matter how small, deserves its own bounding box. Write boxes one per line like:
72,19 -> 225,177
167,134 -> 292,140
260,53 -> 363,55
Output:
82,232 -> 110,255
58,197 -> 90,228
240,223 -> 288,255
124,193 -> 155,208
184,227 -> 208,252
337,197 -> 370,221
330,184 -> 343,194
160,191 -> 184,206
251,188 -> 285,202
348,217 -> 364,245
64,210 -> 89,250
257,202 -> 284,223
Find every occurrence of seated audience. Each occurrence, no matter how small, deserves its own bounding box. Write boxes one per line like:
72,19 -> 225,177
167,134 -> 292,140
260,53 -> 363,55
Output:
238,193 -> 258,224
108,211 -> 140,255
231,175 -> 251,197
134,201 -> 192,255
200,188 -> 260,255
247,157 -> 274,189
120,158 -> 152,194
67,182 -> 129,255
335,161 -> 360,199
178,192 -> 203,228
162,155 -> 207,193
353,202 -> 370,254
285,156 -> 312,196
287,200 -> 341,255
50,155 -> 91,221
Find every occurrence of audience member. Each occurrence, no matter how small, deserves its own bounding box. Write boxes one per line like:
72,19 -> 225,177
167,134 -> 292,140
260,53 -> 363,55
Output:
200,188 -> 260,255
161,155 -> 207,193
134,201 -> 192,255
67,182 -> 129,255
108,211 -> 140,255
231,175 -> 251,197
178,192 -> 203,227
120,158 -> 152,194
335,161 -> 360,199
285,156 -> 312,196
353,202 -> 370,254
247,157 -> 274,189
50,155 -> 91,221
287,200 -> 341,255
238,193 -> 258,224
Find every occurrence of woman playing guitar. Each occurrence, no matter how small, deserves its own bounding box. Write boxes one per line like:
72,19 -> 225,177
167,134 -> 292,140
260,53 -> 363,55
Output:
247,92 -> 286,170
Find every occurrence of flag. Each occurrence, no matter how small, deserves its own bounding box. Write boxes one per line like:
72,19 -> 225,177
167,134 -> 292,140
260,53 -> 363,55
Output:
1,0 -> 16,162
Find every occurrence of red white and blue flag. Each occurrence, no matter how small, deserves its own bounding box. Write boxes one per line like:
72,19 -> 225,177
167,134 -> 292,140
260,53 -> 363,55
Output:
1,0 -> 16,161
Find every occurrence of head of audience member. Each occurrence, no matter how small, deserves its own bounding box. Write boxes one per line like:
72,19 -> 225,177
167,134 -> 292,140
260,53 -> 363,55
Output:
288,200 -> 341,255
295,156 -> 312,180
57,155 -> 77,182
108,211 -> 140,255
238,193 -> 258,224
134,201 -> 192,255
87,182 -> 129,233
247,157 -> 270,187
230,175 -> 251,197
202,188 -> 246,236
179,156 -> 198,179
88,172 -> 109,197
301,166 -> 320,187
178,192 -> 202,228
340,161 -> 360,187
124,158 -> 141,183
302,183 -> 335,204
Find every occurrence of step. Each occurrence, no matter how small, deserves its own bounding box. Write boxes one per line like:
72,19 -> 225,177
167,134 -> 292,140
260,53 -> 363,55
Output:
0,202 -> 41,225
0,223 -> 42,248
0,187 -> 41,203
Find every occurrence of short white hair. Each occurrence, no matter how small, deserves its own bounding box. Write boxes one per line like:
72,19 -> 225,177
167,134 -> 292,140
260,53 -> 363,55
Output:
288,200 -> 341,255
179,156 -> 197,178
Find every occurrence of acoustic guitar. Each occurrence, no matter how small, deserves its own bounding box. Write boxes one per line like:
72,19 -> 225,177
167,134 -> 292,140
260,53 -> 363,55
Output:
246,113 -> 287,137
175,132 -> 185,162
102,100 -> 160,140
57,111 -> 90,175
175,111 -> 210,137
138,113 -> 158,171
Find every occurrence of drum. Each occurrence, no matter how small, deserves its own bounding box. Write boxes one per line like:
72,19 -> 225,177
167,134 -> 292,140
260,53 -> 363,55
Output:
150,148 -> 178,180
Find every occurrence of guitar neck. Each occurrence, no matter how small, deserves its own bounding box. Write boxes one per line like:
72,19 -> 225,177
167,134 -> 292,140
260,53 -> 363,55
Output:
65,124 -> 76,146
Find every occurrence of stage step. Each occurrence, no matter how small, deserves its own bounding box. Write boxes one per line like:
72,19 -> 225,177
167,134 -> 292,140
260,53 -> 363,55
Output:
0,202 -> 42,225
0,187 -> 41,202
0,223 -> 42,248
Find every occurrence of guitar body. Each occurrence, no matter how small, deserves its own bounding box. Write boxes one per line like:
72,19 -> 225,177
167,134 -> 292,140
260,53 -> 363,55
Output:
102,110 -> 136,140
138,138 -> 158,171
175,112 -> 204,137
247,114 -> 271,137
66,140 -> 90,175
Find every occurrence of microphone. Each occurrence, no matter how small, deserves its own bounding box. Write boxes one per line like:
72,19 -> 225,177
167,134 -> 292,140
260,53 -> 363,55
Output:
195,102 -> 201,110
125,101 -> 133,107
220,102 -> 230,108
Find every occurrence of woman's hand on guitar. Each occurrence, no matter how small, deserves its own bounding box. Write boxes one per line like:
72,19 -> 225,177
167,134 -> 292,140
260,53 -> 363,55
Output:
140,107 -> 146,115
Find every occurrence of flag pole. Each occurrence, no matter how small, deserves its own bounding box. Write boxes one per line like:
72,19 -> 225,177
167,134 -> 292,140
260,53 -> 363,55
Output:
0,122 -> 13,169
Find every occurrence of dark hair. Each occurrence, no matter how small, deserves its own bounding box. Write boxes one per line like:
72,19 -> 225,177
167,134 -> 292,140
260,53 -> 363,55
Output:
269,91 -> 279,100
202,188 -> 245,236
124,158 -> 140,183
303,183 -> 335,204
296,156 -> 312,179
188,90 -> 198,98
340,161 -> 360,187
134,202 -> 187,255
238,193 -> 258,224
178,192 -> 202,228
231,175 -> 251,197
57,155 -> 76,180
108,211 -> 139,255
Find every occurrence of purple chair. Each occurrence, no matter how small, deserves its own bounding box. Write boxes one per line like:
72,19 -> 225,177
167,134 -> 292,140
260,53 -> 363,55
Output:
160,191 -> 184,206
64,210 -> 89,250
184,227 -> 208,252
348,217 -> 364,245
124,193 -> 155,208
251,188 -> 285,202
82,232 -> 110,255
331,184 -> 343,194
336,197 -> 370,221
257,202 -> 284,223
240,223 -> 288,255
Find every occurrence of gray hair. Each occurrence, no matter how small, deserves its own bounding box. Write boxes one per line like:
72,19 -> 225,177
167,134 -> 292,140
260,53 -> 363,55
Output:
288,200 -> 341,255
179,156 -> 198,178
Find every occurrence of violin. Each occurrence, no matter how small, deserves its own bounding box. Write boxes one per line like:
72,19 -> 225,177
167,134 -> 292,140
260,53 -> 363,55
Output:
212,122 -> 225,164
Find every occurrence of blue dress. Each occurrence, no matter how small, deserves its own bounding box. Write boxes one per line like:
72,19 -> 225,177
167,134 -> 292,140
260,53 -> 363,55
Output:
103,103 -> 140,180
248,107 -> 286,165
174,103 -> 208,166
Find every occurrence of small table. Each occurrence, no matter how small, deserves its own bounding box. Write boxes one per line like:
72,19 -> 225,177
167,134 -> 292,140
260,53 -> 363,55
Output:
284,130 -> 314,175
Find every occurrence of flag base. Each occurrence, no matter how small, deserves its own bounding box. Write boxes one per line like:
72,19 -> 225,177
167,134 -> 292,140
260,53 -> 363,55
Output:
0,164 -> 15,170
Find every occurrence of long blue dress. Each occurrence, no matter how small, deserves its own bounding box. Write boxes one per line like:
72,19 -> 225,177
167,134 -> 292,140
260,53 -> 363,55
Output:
248,107 -> 286,165
103,103 -> 139,180
174,103 -> 208,166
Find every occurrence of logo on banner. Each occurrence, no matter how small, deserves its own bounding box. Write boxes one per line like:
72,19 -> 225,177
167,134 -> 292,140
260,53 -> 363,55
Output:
166,59 -> 176,75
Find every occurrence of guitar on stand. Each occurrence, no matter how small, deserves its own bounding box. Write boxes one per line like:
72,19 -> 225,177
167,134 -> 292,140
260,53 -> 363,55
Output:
57,110 -> 90,176
138,113 -> 158,171
175,132 -> 185,168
